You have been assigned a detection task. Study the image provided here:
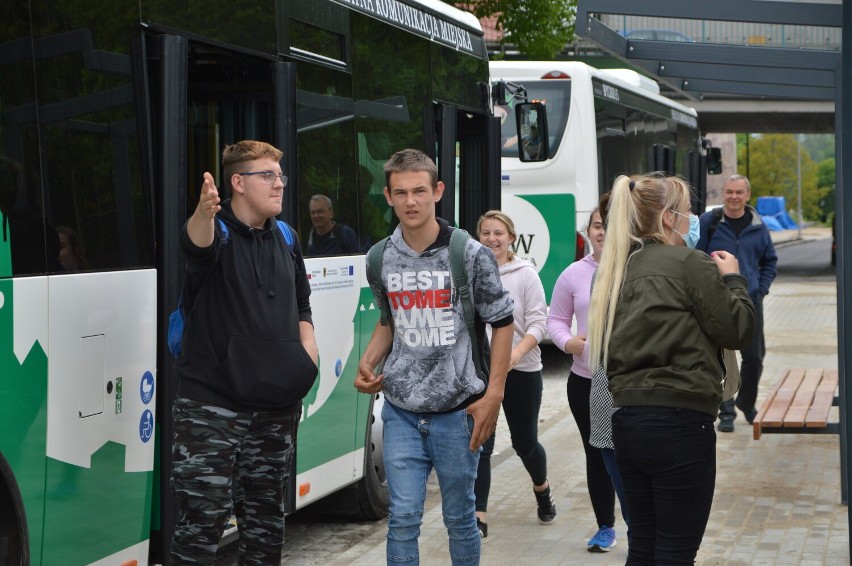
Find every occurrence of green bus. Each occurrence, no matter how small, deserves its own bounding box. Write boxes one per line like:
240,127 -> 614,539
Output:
0,0 -> 505,563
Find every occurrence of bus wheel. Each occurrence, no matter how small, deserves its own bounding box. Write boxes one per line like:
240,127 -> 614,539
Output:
354,393 -> 388,521
303,393 -> 388,520
0,455 -> 27,566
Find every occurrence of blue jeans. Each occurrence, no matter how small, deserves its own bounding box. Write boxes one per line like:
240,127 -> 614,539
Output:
600,448 -> 630,528
382,401 -> 481,565
613,406 -> 716,565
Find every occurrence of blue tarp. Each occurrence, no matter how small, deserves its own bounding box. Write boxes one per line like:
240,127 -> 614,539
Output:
756,196 -> 797,230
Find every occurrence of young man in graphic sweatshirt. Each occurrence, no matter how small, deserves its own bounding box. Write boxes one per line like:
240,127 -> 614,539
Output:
355,149 -> 514,565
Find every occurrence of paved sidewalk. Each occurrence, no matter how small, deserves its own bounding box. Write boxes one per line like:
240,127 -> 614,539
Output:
331,233 -> 846,566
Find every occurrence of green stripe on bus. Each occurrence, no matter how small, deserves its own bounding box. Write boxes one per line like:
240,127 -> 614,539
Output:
517,193 -> 577,303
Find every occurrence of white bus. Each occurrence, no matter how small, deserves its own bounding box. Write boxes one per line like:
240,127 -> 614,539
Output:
490,61 -> 715,301
0,1 -> 509,564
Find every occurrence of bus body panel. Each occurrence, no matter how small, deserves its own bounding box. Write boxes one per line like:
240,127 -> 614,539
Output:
0,272 -> 156,565
0,278 -> 49,566
44,270 -> 156,565
295,256 -> 378,507
2,0 -> 494,561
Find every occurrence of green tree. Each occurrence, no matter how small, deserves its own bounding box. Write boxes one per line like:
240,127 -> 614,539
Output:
740,134 -> 828,222
449,1 -> 578,59
802,133 -> 835,163
815,158 -> 835,222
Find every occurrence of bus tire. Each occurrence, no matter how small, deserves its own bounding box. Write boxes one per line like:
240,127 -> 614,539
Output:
0,454 -> 27,566
303,394 -> 388,520
353,394 -> 388,521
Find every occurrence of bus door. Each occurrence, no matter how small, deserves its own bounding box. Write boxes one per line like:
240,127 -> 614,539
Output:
433,103 -> 500,233
146,34 -> 296,560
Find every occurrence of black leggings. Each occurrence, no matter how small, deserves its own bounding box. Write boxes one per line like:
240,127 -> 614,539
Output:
475,368 -> 548,512
567,372 -> 616,528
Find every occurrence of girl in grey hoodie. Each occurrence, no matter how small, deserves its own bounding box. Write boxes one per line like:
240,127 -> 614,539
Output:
473,210 -> 556,539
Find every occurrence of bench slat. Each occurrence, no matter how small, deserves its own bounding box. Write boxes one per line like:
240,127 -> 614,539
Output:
784,368 -> 824,427
753,368 -> 839,440
762,368 -> 806,427
753,381 -> 781,440
805,369 -> 838,427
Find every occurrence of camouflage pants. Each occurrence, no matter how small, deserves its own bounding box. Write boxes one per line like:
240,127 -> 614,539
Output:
170,397 -> 300,565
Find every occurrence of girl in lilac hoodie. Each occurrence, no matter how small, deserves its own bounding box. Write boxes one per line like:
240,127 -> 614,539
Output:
474,210 -> 556,540
547,208 -> 622,553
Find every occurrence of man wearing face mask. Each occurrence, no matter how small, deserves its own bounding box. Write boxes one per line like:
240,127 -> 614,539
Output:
697,174 -> 777,433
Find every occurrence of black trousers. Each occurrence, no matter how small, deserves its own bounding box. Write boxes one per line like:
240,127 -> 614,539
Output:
720,293 -> 764,417
567,372 -> 616,528
613,406 -> 716,566
475,368 -> 548,512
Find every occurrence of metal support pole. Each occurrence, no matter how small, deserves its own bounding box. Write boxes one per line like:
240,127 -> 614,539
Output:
797,134 -> 803,239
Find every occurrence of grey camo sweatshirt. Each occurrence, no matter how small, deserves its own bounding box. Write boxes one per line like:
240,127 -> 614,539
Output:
369,221 -> 514,413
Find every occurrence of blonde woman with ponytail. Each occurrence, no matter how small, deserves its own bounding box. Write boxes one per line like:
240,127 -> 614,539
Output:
587,174 -> 755,565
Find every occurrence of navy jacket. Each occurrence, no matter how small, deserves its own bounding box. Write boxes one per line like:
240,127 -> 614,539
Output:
697,205 -> 777,299
176,201 -> 317,411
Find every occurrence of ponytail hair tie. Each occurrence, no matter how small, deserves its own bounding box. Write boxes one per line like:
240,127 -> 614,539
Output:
628,180 -> 636,191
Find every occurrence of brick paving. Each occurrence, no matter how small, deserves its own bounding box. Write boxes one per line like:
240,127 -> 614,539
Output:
331,229 -> 848,565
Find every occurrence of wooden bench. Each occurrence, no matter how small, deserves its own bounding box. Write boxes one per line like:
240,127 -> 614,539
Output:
753,368 -> 839,440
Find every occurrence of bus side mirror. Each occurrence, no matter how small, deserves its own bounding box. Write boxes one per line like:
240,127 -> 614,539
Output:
516,102 -> 549,162
707,147 -> 722,175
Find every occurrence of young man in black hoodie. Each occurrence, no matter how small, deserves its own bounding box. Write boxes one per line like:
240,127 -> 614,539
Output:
170,140 -> 318,565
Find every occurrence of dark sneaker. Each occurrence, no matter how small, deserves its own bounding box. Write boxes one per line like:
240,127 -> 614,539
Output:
477,518 -> 488,539
735,398 -> 758,424
534,484 -> 557,524
588,526 -> 617,552
717,417 -> 735,432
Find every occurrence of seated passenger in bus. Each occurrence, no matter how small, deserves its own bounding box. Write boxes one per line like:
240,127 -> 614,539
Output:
307,194 -> 360,256
522,124 -> 545,160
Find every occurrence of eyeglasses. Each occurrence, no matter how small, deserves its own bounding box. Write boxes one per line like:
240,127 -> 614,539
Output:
239,171 -> 288,186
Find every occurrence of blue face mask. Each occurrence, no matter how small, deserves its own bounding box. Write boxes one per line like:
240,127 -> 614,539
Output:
672,211 -> 700,248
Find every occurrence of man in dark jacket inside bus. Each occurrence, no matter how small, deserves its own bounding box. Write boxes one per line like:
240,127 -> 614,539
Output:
170,140 -> 318,564
698,174 -> 777,433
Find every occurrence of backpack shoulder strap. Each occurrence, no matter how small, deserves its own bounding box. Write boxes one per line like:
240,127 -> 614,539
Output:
448,229 -> 484,377
707,207 -> 724,242
216,218 -> 230,241
276,220 -> 296,251
366,237 -> 391,327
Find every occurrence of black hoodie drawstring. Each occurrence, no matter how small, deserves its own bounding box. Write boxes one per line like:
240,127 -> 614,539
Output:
268,240 -> 277,298
250,229 -> 263,286
249,228 -> 278,298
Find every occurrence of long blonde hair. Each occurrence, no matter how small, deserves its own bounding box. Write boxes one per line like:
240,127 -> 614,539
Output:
587,174 -> 692,370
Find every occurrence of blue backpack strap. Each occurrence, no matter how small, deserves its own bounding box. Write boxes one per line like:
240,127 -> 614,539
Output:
276,220 -> 295,250
217,218 -> 229,241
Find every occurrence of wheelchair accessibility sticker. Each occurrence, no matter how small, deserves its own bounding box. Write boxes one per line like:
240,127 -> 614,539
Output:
139,409 -> 154,443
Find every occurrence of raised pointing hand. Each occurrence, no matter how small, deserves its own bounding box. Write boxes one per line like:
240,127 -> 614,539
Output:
198,172 -> 221,219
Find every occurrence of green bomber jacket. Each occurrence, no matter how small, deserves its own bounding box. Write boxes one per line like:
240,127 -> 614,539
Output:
606,241 -> 755,416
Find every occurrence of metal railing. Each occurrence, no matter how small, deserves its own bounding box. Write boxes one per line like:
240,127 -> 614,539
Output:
601,15 -> 841,50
